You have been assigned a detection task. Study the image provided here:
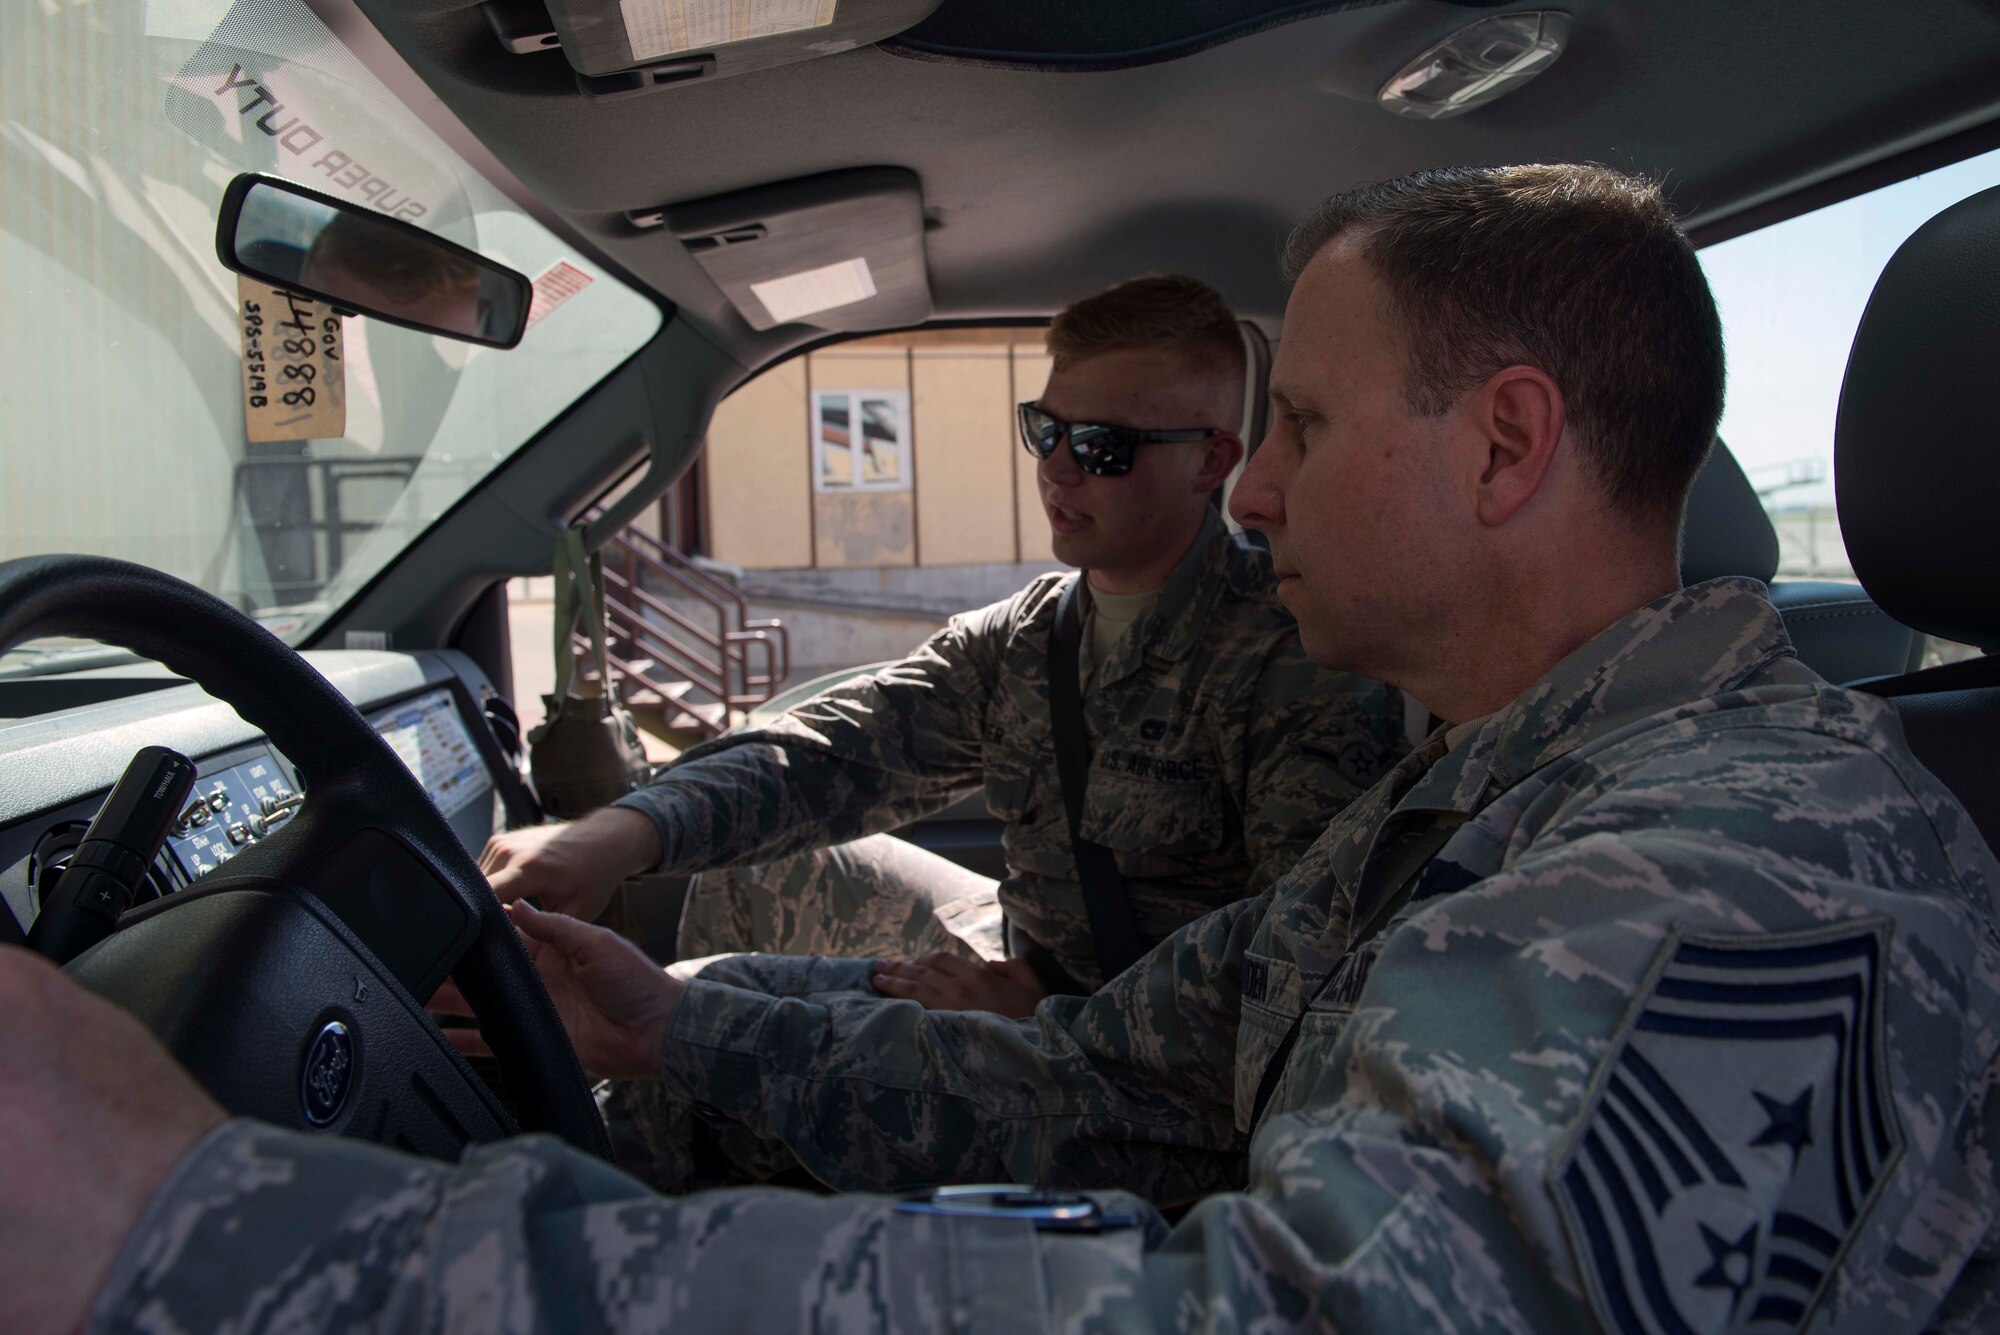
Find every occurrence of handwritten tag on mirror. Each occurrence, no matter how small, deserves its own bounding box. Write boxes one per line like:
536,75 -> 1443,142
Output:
239,274 -> 345,443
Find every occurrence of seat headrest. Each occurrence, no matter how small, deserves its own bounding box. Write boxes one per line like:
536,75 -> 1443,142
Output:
1678,440 -> 1779,586
1836,184 -> 2000,651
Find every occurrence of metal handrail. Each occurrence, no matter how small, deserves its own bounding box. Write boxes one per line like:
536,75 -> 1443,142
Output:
599,609 -> 725,700
571,512 -> 792,736
614,535 -> 786,683
603,568 -> 730,666
571,631 -> 728,742
602,570 -> 760,700
614,526 -> 791,665
590,612 -> 773,712
724,627 -> 782,690
587,509 -> 736,615
606,600 -> 771,708
618,522 -> 754,613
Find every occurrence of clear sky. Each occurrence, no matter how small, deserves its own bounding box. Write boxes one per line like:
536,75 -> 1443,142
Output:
1699,144 -> 2000,511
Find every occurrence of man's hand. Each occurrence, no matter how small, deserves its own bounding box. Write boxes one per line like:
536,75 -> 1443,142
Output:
434,901 -> 682,1080
0,946 -> 227,1334
479,806 -> 663,921
871,952 -> 1048,1017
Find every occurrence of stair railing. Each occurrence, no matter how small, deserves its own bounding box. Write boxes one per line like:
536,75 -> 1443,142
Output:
568,512 -> 791,741
614,522 -> 790,690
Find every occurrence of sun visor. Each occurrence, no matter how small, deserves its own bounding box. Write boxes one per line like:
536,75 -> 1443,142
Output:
539,0 -> 941,85
882,0 -> 1478,71
663,169 -> 931,333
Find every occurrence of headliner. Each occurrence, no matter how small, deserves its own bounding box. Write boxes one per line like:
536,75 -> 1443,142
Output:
340,0 -> 2000,372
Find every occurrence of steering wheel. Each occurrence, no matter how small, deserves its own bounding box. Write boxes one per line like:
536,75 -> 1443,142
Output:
0,555 -> 609,1158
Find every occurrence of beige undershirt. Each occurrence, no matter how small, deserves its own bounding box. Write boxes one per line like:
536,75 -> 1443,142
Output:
1081,586 -> 1159,690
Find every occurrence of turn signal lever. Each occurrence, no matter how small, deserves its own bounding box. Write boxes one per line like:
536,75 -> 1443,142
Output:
27,746 -> 195,965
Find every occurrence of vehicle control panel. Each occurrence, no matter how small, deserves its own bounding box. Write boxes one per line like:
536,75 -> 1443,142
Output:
166,749 -> 301,880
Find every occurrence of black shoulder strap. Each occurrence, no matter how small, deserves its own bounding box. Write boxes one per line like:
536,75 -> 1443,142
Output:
1046,578 -> 1147,981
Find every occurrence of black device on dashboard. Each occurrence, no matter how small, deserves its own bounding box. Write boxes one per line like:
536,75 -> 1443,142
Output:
26,745 -> 195,964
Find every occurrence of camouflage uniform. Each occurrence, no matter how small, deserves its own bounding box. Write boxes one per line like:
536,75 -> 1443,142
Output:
616,508 -> 1404,989
92,579 -> 2000,1332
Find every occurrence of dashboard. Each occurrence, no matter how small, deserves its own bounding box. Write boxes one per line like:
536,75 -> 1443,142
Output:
0,651 -> 525,945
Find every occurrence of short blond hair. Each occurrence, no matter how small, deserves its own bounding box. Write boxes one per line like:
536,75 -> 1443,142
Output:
1046,274 -> 1246,381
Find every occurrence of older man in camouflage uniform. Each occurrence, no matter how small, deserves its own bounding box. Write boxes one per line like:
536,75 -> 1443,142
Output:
9,165 -> 1999,1334
480,275 -> 1403,1019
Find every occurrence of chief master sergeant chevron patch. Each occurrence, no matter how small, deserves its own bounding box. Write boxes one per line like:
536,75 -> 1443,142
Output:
1551,920 -> 1905,1334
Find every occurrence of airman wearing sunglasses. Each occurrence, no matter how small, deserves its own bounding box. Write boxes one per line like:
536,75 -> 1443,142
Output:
478,275 -> 1405,1031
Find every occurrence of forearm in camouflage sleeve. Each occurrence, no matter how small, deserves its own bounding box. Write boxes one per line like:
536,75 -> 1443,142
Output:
92,1119 -> 1165,1334
658,895 -> 1266,1202
1236,653 -> 1404,896
93,829 -> 1992,1332
611,602 -> 1011,875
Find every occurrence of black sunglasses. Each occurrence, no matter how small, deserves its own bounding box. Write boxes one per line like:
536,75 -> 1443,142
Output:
1017,403 -> 1221,477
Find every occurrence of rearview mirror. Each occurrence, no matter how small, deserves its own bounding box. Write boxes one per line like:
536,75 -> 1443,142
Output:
216,174 -> 531,349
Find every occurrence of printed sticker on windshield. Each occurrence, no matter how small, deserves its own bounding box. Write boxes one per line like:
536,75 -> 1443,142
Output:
239,275 -> 346,443
525,261 -> 594,332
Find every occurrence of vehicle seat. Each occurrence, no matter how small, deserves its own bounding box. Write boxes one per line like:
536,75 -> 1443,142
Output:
1769,581 -> 1924,681
1837,183 -> 2000,850
1678,441 -> 1923,682
1226,319 -> 1273,553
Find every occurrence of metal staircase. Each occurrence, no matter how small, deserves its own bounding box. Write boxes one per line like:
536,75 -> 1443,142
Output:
573,520 -> 790,745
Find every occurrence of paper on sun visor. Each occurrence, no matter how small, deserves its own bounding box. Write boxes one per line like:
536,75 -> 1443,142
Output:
620,0 -> 838,62
750,257 -> 877,324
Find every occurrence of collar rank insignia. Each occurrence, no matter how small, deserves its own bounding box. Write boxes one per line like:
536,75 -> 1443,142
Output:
1551,921 -> 1903,1334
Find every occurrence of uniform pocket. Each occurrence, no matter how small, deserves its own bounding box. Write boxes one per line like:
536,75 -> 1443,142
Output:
1230,949 -> 1315,1132
981,751 -> 1037,822
1080,766 -> 1227,859
1240,1007 -> 1355,1130
1233,997 -> 1295,1134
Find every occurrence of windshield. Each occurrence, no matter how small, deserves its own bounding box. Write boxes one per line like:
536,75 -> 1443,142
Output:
1,0 -> 661,676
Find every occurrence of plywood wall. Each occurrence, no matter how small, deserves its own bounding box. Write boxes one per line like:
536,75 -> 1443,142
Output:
1012,348 -> 1057,563
702,357 -> 812,569
912,346 -> 1017,566
702,331 -> 1059,570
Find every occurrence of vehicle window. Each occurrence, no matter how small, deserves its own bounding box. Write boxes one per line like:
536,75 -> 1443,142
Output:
516,328 -> 1061,723
1,0 -> 661,676
1700,145 -> 2000,584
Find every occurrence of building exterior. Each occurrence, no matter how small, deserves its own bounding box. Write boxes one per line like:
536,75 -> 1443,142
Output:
701,328 -> 1059,573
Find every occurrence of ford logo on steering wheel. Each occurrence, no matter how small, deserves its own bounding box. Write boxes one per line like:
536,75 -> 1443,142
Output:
300,1020 -> 355,1127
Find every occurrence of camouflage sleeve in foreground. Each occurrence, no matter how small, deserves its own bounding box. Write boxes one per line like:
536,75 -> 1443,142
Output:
90,801 -> 2000,1332
657,893 -> 1262,1203
609,596 -> 1014,876
90,1118 -> 1162,1334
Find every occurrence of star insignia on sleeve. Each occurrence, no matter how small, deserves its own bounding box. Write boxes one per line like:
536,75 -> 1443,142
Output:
1750,1086 -> 1814,1157
1693,1222 -> 1760,1317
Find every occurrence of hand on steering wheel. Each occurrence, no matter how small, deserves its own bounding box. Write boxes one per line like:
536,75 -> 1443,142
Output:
434,902 -> 683,1080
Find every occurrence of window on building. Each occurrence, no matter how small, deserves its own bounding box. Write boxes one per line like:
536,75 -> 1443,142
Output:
815,389 -> 910,491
